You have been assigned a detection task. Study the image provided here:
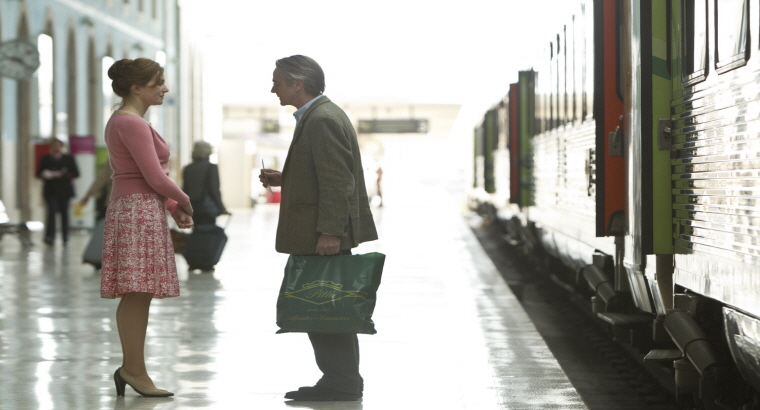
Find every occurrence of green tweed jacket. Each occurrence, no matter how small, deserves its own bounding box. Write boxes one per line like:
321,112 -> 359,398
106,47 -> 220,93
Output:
275,96 -> 378,255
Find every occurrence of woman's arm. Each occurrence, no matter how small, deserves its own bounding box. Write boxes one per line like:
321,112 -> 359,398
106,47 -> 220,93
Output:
117,118 -> 190,213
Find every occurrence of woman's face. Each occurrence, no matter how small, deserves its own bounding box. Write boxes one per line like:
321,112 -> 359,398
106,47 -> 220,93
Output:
138,73 -> 169,106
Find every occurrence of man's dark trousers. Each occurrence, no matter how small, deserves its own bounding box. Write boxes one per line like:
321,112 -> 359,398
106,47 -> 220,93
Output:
308,332 -> 363,394
306,248 -> 362,395
44,195 -> 70,242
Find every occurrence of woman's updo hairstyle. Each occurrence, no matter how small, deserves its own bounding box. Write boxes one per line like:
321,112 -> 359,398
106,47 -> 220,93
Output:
107,58 -> 164,98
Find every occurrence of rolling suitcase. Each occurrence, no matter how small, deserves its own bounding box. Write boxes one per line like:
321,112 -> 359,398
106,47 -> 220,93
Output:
83,218 -> 106,269
182,216 -> 229,271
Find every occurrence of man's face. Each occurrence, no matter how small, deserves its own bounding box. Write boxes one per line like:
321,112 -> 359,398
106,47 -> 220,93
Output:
271,70 -> 298,107
50,141 -> 63,153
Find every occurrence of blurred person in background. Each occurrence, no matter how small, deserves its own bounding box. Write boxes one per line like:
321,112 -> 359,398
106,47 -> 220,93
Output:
36,138 -> 80,245
182,141 -> 229,226
260,54 -> 378,402
78,160 -> 114,222
101,57 -> 193,398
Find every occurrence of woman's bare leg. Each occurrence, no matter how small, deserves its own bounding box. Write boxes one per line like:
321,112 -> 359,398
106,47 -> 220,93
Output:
116,292 -> 158,388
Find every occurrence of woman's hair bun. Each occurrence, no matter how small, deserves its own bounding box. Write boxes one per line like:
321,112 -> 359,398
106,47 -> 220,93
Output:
108,57 -> 163,99
107,59 -> 133,81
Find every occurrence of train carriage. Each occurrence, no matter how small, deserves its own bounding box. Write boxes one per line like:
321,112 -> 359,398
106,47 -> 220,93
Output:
470,1 -> 760,408
670,0 -> 760,325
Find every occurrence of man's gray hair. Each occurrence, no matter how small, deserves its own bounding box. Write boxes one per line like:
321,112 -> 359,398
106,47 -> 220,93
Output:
192,141 -> 213,161
275,55 -> 325,97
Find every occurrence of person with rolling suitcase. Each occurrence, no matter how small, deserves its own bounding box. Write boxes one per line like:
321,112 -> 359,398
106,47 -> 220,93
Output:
83,218 -> 106,269
80,161 -> 114,269
181,141 -> 230,271
182,214 -> 230,272
182,141 -> 229,227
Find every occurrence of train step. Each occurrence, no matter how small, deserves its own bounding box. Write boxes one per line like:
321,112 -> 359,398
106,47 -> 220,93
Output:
597,312 -> 652,328
643,349 -> 682,363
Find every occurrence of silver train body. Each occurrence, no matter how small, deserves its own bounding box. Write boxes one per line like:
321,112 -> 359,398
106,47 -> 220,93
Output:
470,1 -> 760,408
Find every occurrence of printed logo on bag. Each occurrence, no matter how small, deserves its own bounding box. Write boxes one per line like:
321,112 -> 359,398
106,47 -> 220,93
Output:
279,280 -> 367,305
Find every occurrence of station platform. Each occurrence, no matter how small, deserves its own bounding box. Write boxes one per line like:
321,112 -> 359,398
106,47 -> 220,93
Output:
0,182 -> 587,409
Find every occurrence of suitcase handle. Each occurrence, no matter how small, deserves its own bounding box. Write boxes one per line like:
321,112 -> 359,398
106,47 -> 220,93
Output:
219,213 -> 232,230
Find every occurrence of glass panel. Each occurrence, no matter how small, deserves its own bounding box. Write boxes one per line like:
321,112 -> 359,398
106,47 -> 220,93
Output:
585,1 -> 593,120
558,33 -> 565,125
715,0 -> 748,68
683,0 -> 708,77
550,42 -> 556,131
102,56 -> 117,128
37,34 -> 54,140
555,35 -> 561,128
572,10 -> 583,122
155,50 -> 167,66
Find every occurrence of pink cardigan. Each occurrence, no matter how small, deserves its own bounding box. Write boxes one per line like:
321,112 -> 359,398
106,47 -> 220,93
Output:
105,113 -> 189,214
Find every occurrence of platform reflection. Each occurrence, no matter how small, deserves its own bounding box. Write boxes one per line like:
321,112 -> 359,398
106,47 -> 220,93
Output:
0,180 -> 585,410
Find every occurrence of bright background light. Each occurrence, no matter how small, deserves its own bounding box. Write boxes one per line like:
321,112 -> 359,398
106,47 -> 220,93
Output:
185,0 -> 579,198
190,0 -> 576,110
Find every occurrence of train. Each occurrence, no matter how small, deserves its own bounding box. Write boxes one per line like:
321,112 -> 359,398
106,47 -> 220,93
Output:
470,1 -> 760,409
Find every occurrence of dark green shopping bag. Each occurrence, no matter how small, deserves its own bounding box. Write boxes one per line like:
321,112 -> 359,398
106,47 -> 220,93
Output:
276,252 -> 385,334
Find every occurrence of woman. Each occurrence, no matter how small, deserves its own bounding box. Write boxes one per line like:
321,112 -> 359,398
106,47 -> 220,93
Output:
182,141 -> 228,227
101,58 -> 193,398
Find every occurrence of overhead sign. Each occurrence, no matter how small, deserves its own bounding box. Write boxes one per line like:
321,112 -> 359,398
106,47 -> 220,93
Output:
358,119 -> 428,134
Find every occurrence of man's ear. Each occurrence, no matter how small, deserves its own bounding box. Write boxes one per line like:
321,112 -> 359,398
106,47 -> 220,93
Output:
294,79 -> 304,92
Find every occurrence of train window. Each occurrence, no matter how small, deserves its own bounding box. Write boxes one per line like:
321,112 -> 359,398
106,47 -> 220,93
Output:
550,41 -> 556,131
682,0 -> 708,84
537,47 -> 549,134
560,29 -> 568,126
556,34 -> 561,127
573,10 -> 584,123
714,0 -> 748,73
584,1 -> 593,120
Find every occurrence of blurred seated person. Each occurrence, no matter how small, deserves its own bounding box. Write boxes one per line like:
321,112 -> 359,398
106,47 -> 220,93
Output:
182,141 -> 229,226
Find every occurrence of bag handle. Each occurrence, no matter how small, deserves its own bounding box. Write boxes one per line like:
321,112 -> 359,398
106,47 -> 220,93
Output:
219,212 -> 232,230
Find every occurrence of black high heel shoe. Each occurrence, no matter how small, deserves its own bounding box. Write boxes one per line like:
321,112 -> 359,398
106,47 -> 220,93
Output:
114,367 -> 174,397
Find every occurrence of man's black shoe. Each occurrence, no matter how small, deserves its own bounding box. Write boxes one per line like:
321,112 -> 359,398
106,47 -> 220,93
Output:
284,386 -> 361,401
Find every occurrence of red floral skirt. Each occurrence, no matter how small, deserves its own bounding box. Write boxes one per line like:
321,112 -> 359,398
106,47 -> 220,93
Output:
100,193 -> 180,299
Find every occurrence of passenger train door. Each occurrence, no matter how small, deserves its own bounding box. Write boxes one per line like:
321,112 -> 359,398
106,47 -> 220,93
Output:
594,0 -> 626,240
619,0 -> 674,315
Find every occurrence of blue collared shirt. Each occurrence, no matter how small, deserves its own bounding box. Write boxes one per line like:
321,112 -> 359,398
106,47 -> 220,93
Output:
294,95 -> 324,124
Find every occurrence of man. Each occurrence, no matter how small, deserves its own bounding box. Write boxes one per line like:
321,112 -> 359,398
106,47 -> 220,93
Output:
260,55 -> 378,401
37,138 -> 80,245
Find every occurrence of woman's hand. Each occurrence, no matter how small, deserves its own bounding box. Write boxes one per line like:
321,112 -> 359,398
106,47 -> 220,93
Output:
315,233 -> 341,255
179,201 -> 193,217
259,169 -> 282,188
172,208 -> 194,229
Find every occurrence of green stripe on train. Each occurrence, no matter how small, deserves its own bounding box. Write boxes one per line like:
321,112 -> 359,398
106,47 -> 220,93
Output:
652,57 -> 670,80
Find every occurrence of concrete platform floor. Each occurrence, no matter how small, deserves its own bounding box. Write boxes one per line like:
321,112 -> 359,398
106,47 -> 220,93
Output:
0,183 -> 587,410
